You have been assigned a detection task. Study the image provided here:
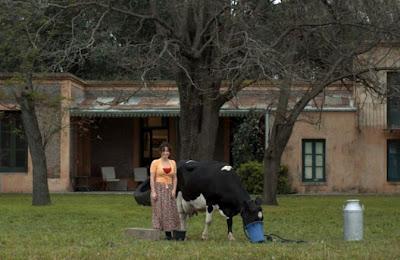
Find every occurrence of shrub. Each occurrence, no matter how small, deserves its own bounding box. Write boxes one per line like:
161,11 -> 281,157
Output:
277,165 -> 291,194
231,111 -> 264,169
236,161 -> 292,195
237,161 -> 264,195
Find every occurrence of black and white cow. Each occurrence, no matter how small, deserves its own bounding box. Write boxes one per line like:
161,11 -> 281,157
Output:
176,160 -> 263,241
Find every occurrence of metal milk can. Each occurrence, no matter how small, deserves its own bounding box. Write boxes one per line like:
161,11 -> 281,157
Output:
343,199 -> 364,241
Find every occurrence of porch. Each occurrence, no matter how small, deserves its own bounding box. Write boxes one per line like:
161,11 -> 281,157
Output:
70,116 -> 233,191
67,80 -> 268,192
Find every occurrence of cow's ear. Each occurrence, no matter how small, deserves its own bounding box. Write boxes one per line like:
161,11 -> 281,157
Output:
255,197 -> 263,206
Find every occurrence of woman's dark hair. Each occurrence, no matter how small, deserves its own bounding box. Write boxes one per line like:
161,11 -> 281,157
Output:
159,141 -> 172,153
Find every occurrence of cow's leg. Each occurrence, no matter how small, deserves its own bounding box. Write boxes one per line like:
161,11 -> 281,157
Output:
202,205 -> 214,240
227,217 -> 235,241
176,192 -> 188,231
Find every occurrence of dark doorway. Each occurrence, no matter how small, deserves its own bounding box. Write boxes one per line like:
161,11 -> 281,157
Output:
141,117 -> 169,167
91,118 -> 134,179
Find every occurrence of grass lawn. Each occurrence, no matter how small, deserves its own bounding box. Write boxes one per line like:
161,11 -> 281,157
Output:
0,194 -> 399,259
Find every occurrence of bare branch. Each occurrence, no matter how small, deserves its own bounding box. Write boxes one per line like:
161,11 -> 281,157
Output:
193,5 -> 230,51
85,9 -> 109,48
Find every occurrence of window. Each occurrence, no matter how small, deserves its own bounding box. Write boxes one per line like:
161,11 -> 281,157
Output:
387,140 -> 400,182
0,112 -> 28,172
302,139 -> 325,182
387,72 -> 400,129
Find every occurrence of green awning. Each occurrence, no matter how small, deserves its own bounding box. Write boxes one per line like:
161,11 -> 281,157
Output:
69,108 -> 266,118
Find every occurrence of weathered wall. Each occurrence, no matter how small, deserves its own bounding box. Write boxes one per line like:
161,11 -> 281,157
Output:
0,79 -> 74,192
2,67 -> 400,193
283,111 -> 400,193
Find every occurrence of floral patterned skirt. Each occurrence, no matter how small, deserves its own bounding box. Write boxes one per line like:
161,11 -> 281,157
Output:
151,182 -> 180,231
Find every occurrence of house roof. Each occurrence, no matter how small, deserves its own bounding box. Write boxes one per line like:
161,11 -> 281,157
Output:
70,80 -> 356,118
0,73 -> 355,117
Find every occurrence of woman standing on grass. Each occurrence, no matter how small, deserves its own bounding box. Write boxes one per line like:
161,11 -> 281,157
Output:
150,141 -> 180,240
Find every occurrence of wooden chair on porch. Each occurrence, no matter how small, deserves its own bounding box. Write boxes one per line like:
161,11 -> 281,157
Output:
101,167 -> 120,191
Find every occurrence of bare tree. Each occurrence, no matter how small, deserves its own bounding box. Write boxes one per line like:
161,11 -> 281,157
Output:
257,0 -> 400,204
49,0 -> 273,160
47,0 -> 400,205
0,1 -> 88,205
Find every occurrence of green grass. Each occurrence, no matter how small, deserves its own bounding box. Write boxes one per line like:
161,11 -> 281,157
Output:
0,194 -> 399,259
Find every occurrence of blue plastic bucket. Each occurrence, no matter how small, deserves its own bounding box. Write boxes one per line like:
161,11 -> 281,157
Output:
245,221 -> 265,243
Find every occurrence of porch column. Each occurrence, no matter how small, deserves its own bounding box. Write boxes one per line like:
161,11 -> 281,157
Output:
60,80 -> 72,191
265,112 -> 270,149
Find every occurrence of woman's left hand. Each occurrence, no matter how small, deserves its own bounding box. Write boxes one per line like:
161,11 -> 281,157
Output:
171,189 -> 176,198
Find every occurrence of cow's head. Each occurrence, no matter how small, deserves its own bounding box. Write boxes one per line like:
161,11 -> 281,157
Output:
241,197 -> 263,226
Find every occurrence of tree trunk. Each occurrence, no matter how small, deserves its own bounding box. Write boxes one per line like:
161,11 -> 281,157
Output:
197,100 -> 220,160
263,118 -> 295,205
18,78 -> 51,206
263,149 -> 280,205
177,74 -> 222,161
178,79 -> 201,160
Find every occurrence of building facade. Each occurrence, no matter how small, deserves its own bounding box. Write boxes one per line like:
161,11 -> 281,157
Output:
1,47 -> 400,193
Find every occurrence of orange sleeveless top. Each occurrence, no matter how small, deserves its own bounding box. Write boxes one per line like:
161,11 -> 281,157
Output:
150,159 -> 177,184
